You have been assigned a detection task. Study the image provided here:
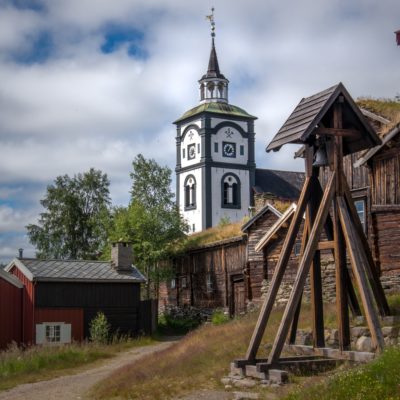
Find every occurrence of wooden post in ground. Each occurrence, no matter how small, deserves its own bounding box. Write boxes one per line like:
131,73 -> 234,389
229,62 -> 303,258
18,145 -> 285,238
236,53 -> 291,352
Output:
267,172 -> 336,364
244,177 -> 312,361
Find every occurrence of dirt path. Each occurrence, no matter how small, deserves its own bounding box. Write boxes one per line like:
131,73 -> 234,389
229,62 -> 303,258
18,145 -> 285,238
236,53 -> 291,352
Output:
0,339 -> 179,400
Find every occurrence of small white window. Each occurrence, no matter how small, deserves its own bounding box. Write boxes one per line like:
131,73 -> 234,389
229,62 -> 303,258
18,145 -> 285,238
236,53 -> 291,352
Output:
294,242 -> 302,256
354,199 -> 366,232
36,322 -> 71,345
46,325 -> 61,343
171,278 -> 176,289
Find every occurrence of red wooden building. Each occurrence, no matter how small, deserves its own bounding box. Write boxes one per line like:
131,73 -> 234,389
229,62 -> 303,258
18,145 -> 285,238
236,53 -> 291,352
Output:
1,242 -> 149,348
0,268 -> 23,349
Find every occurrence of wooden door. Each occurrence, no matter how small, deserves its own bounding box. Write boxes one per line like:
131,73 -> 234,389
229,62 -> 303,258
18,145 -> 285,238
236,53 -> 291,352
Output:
233,279 -> 246,316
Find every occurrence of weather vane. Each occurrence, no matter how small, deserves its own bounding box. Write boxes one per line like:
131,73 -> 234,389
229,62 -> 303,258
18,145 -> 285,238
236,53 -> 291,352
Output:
206,7 -> 216,38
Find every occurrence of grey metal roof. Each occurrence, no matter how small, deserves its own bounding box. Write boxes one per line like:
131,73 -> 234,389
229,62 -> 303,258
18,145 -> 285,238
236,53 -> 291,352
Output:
253,168 -> 305,200
17,258 -> 146,283
201,38 -> 226,80
266,83 -> 381,155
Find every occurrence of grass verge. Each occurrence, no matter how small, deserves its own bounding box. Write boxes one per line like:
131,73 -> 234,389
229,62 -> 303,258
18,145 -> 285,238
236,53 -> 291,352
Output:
0,336 -> 155,391
90,309 -> 286,400
285,346 -> 400,400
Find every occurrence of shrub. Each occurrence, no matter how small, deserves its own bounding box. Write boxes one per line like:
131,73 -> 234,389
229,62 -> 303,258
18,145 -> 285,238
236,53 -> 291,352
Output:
89,312 -> 110,344
211,309 -> 230,325
158,306 -> 207,334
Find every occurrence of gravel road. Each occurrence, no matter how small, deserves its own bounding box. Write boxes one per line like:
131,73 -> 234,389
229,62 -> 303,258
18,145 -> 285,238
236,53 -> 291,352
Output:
0,339 -> 178,400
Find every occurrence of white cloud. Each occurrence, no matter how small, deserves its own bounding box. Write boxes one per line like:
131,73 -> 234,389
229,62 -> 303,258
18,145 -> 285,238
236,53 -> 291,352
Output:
0,205 -> 38,233
0,0 -> 399,258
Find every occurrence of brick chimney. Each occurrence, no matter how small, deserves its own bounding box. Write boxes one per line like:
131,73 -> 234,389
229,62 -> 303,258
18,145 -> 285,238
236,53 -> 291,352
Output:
111,241 -> 133,271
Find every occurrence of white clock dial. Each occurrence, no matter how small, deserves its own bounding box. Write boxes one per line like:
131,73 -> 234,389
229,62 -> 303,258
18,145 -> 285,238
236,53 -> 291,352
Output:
223,142 -> 236,158
188,144 -> 196,160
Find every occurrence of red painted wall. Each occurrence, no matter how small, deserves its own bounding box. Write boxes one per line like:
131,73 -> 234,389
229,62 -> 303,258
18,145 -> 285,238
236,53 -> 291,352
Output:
35,308 -> 84,342
0,278 -> 22,349
10,266 -> 35,345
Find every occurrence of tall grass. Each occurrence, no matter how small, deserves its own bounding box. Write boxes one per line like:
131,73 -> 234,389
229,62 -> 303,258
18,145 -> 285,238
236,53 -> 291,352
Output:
91,309 -> 287,400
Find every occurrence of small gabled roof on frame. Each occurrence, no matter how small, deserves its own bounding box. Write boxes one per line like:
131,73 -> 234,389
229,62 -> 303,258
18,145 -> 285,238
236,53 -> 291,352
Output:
242,203 -> 282,232
266,83 -> 381,155
254,203 -> 297,252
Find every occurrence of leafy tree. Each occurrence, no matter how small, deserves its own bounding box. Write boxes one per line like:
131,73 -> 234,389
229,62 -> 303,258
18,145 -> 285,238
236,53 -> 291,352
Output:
27,168 -> 111,260
105,154 -> 188,298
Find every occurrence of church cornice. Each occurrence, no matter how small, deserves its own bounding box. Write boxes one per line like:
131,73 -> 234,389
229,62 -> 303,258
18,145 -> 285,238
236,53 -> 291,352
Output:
174,103 -> 257,125
176,160 -> 256,174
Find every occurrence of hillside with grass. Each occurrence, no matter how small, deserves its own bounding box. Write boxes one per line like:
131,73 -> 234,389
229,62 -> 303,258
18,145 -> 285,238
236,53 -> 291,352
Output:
90,298 -> 400,400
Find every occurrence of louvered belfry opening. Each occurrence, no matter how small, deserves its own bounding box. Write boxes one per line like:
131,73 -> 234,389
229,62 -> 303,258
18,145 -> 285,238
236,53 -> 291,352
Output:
232,83 -> 392,383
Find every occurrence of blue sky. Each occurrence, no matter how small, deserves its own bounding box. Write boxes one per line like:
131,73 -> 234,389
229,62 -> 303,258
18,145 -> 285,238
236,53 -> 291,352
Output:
0,0 -> 399,263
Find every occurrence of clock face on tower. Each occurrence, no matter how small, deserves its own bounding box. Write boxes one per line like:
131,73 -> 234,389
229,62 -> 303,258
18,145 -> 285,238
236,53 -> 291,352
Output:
188,144 -> 196,160
222,142 -> 236,158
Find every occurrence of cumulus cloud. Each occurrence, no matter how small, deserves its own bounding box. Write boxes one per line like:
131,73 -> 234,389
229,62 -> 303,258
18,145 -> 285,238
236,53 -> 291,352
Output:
0,205 -> 38,233
0,0 -> 399,262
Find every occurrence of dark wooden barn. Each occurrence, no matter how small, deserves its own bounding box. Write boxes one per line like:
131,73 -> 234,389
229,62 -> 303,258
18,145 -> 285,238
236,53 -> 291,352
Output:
317,113 -> 400,289
0,268 -> 23,349
159,203 -> 305,315
353,122 -> 400,282
3,242 -> 150,346
159,236 -> 247,316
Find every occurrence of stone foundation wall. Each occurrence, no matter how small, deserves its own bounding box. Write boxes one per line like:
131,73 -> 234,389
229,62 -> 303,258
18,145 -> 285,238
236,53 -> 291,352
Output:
296,316 -> 400,352
261,254 -> 400,307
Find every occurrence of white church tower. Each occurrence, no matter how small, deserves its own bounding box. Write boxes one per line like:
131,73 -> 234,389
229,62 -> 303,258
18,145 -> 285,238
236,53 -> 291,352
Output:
174,10 -> 257,233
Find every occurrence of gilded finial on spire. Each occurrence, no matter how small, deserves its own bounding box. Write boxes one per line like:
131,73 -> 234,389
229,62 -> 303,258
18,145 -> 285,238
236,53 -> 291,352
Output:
206,7 -> 216,38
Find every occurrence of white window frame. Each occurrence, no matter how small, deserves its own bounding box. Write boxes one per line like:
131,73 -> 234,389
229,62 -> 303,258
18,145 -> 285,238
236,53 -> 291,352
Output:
354,199 -> 366,232
36,322 -> 71,345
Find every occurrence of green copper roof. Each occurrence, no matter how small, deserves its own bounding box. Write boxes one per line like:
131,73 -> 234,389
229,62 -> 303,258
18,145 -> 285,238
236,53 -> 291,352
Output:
174,102 -> 257,123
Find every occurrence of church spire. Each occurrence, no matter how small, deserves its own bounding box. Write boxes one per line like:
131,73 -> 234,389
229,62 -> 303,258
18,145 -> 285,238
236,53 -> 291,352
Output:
199,8 -> 229,104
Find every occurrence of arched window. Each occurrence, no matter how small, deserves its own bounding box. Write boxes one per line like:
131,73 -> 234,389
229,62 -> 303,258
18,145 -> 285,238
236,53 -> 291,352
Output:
207,82 -> 215,98
200,83 -> 205,100
221,173 -> 241,209
217,82 -> 224,98
184,175 -> 196,210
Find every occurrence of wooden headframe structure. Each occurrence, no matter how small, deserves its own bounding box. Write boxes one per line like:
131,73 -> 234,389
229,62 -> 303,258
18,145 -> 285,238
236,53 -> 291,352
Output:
239,83 -> 391,371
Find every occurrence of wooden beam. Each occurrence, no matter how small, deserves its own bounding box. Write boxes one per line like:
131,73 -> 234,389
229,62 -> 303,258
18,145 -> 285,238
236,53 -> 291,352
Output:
287,345 -> 376,362
244,177 -> 313,361
341,174 -> 390,316
309,176 -> 325,348
314,127 -> 360,138
346,267 -> 362,317
337,196 -> 385,352
314,178 -> 361,316
333,195 -> 350,350
317,241 -> 335,250
289,217 -> 310,344
267,172 -> 336,364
